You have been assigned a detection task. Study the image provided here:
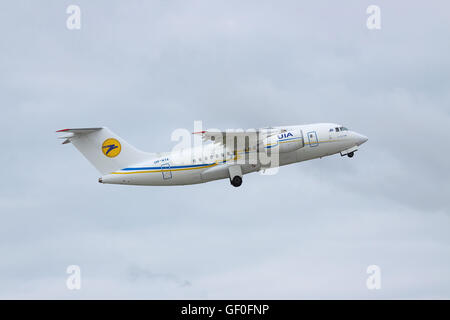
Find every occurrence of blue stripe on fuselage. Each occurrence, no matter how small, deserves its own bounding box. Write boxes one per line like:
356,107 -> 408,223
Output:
122,163 -> 215,171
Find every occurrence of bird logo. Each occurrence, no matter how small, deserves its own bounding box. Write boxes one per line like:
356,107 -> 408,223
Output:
102,138 -> 121,158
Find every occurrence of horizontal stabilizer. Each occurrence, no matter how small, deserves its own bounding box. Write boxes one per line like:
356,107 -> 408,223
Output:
56,128 -> 102,134
56,128 -> 102,145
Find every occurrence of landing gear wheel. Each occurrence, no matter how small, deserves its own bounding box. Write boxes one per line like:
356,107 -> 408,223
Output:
348,152 -> 354,158
230,176 -> 242,187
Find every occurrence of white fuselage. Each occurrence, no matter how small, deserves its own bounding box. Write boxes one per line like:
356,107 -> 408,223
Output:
100,123 -> 368,186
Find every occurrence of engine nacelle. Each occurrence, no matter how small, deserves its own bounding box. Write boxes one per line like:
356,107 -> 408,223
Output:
261,128 -> 304,153
278,128 -> 304,153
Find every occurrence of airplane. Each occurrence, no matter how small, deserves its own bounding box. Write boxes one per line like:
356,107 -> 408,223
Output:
56,123 -> 368,187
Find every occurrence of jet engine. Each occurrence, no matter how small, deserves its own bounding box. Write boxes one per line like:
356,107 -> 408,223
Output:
278,128 -> 304,153
260,128 -> 304,153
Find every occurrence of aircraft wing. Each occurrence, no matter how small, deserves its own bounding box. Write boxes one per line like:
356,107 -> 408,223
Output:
193,128 -> 284,147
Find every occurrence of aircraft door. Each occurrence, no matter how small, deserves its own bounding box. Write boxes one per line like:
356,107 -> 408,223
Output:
161,163 -> 172,180
307,131 -> 319,147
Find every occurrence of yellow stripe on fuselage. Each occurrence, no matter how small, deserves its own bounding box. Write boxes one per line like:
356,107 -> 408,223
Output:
111,163 -> 217,175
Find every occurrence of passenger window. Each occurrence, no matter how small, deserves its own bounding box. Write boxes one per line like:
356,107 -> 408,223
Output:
193,159 -> 196,163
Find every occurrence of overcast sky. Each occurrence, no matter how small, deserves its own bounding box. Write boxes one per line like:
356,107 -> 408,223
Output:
0,0 -> 449,299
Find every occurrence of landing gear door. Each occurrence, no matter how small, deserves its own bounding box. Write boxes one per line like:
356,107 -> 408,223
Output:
307,131 -> 319,147
161,163 -> 172,180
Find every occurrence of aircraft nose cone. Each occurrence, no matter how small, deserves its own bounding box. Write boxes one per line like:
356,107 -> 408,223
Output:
357,134 -> 368,145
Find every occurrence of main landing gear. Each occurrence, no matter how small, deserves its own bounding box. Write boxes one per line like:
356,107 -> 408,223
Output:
230,176 -> 242,187
228,165 -> 243,187
347,152 -> 354,158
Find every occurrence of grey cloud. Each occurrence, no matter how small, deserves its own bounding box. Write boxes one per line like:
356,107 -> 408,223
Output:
0,0 -> 449,299
128,266 -> 191,287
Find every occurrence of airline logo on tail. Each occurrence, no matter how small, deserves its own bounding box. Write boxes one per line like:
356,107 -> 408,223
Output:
102,138 -> 121,158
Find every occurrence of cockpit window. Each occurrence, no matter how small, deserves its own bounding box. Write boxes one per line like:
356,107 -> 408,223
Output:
340,127 -> 348,131
335,127 -> 339,132
329,128 -> 334,132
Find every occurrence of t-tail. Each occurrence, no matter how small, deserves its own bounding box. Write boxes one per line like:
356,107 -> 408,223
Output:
56,127 -> 154,175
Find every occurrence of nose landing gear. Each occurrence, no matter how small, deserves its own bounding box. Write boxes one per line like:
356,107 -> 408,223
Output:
230,176 -> 242,187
